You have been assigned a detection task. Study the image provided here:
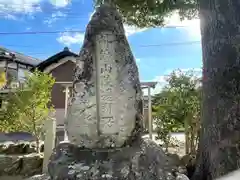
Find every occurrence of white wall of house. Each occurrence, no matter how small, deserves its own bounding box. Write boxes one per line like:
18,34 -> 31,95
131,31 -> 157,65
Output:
43,56 -> 76,128
54,108 -> 65,126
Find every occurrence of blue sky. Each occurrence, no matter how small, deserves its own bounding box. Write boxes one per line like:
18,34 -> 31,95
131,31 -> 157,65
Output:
0,0 -> 202,94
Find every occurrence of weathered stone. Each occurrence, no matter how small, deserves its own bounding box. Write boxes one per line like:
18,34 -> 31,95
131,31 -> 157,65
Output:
175,173 -> 189,180
166,153 -> 188,176
25,174 -> 50,180
0,155 -> 21,175
0,141 -> 44,154
65,1 -> 143,148
48,138 -> 179,180
0,154 -> 43,177
20,154 -> 43,176
0,142 -> 28,154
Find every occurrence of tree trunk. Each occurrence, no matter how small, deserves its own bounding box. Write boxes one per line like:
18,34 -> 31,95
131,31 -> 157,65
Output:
185,118 -> 190,154
35,137 -> 40,153
192,1 -> 240,180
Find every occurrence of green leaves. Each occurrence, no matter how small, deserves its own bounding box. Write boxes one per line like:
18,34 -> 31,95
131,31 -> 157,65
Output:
94,0 -> 199,27
153,69 -> 201,152
1,70 -> 55,139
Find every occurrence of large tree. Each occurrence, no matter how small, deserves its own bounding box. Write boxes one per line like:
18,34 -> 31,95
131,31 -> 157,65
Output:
95,0 -> 198,27
95,0 -> 240,180
194,1 -> 240,180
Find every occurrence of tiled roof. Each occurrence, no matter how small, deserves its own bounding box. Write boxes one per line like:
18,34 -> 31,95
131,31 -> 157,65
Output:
0,46 -> 41,66
33,47 -> 78,71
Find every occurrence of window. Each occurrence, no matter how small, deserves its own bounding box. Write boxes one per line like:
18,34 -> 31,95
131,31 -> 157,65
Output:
6,68 -> 18,83
18,68 -> 27,82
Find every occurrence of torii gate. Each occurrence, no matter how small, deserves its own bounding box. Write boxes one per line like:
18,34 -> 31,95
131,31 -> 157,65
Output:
141,82 -> 157,139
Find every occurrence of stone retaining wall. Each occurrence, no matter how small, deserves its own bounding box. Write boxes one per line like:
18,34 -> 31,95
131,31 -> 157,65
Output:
0,141 -> 44,179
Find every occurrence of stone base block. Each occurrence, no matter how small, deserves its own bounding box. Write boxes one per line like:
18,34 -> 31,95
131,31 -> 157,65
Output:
47,138 -> 186,180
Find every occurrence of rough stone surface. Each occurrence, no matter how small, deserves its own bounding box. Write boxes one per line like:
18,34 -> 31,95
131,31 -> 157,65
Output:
20,154 -> 43,176
0,153 -> 43,177
0,141 -> 44,154
0,154 -> 21,175
66,1 -> 143,148
175,173 -> 189,180
48,138 -> 184,180
25,174 -> 50,180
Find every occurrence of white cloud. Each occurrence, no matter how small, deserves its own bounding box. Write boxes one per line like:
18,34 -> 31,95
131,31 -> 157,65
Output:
0,0 -> 42,14
43,11 -> 66,26
136,58 -> 140,62
52,11 -> 66,18
49,0 -> 71,7
57,32 -> 85,46
0,0 -> 71,20
4,14 -> 18,20
164,12 -> 201,39
123,24 -> 147,37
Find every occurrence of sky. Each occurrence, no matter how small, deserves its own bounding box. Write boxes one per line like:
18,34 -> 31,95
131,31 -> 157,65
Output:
0,0 -> 203,94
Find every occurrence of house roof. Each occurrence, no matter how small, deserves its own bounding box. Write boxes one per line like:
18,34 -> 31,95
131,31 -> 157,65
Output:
33,47 -> 78,72
0,46 -> 41,66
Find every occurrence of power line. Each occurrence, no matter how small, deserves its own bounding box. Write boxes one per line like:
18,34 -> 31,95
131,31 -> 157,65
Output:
0,11 -> 88,17
1,40 -> 201,49
139,41 -> 201,47
0,25 -> 198,35
0,40 -> 201,57
0,30 -> 84,35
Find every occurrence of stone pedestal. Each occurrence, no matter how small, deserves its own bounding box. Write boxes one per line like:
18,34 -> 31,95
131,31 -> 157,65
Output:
48,138 -> 177,180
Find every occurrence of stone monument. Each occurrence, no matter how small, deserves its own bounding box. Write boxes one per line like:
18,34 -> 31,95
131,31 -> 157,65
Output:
65,0 -> 143,148
44,2 -> 188,180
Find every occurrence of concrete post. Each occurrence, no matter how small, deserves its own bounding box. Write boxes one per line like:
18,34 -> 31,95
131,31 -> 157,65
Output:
42,117 -> 56,173
64,86 -> 69,141
148,86 -> 152,139
142,98 -> 145,129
